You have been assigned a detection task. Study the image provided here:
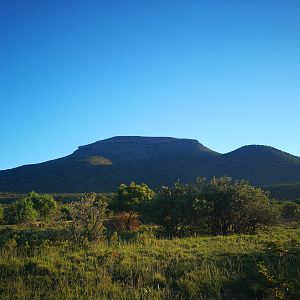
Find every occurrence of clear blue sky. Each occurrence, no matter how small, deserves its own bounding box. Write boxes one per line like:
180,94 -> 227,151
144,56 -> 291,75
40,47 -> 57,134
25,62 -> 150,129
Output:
0,0 -> 299,170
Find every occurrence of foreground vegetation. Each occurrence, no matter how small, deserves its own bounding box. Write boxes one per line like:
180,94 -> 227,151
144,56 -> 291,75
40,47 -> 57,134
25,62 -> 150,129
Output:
0,225 -> 299,299
0,177 -> 300,299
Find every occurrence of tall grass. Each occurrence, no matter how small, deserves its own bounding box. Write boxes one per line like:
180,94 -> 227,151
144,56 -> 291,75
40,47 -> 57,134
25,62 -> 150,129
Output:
0,225 -> 299,299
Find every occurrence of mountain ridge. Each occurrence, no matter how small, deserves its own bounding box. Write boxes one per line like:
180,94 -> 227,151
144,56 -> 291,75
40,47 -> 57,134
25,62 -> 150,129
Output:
0,136 -> 299,199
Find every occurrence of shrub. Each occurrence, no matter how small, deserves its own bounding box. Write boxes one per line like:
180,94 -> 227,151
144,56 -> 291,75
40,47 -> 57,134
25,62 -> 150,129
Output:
146,177 -> 279,237
14,198 -> 38,224
113,182 -> 154,231
207,177 -> 279,235
3,205 -> 18,224
26,192 -> 58,220
60,205 -> 72,221
67,193 -> 110,243
2,192 -> 58,224
282,202 -> 300,220
146,180 -> 209,237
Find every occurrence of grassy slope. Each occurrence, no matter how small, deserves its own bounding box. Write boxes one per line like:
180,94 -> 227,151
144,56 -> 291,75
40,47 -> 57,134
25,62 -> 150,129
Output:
0,225 -> 299,299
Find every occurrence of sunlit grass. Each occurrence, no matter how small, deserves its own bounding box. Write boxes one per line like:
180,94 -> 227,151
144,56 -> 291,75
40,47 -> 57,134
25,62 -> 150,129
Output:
0,225 -> 299,299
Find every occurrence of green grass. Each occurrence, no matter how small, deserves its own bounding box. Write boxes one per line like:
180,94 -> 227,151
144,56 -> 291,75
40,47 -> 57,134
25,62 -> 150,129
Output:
86,156 -> 113,166
0,225 -> 299,299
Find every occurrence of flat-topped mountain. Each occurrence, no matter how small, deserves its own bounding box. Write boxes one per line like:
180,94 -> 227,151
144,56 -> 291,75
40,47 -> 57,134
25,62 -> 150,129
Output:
73,136 -> 219,161
0,136 -> 300,198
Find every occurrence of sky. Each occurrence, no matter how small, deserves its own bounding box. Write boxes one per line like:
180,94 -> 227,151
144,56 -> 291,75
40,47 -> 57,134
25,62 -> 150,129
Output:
0,0 -> 300,170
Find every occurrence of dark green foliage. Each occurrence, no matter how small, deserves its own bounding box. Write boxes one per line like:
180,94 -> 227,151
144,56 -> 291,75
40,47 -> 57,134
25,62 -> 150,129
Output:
14,198 -> 38,223
26,192 -> 57,220
113,182 -> 154,230
146,177 -> 279,237
2,192 -> 58,224
207,177 -> 279,235
282,202 -> 300,219
146,181 -> 209,237
60,205 -> 72,221
3,205 -> 18,224
67,193 -> 110,243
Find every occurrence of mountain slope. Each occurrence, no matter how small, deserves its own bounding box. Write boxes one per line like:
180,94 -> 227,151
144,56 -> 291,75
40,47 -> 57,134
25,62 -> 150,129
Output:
0,137 -> 300,198
0,137 -> 219,193
209,145 -> 300,186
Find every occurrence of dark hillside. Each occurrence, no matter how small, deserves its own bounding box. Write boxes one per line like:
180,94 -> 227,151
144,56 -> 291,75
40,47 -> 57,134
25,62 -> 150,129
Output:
0,137 -> 218,193
0,137 -> 299,198
209,145 -> 300,186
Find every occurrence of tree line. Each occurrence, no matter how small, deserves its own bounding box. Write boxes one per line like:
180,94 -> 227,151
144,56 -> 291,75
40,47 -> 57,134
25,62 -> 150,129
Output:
1,176 -> 299,240
113,177 -> 280,237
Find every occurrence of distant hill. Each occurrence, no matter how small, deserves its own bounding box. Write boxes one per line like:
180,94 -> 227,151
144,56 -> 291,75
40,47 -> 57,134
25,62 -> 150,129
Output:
0,136 -> 300,199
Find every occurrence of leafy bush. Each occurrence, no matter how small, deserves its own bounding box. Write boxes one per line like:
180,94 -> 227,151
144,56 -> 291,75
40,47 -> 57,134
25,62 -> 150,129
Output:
60,205 -> 72,221
207,177 -> 279,235
113,182 -> 154,230
145,177 -> 279,237
67,193 -> 110,243
3,205 -> 18,224
2,192 -> 58,224
145,180 -> 209,237
14,198 -> 38,224
282,202 -> 300,220
27,192 -> 57,220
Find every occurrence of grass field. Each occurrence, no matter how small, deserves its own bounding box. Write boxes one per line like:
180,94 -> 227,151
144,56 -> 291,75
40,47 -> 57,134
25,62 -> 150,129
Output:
0,224 -> 299,299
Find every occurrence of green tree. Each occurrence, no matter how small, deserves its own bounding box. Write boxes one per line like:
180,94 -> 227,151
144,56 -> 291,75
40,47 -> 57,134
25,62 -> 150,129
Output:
146,180 -> 209,237
26,192 -> 57,220
15,198 -> 38,223
146,177 -> 278,237
282,202 -> 300,219
207,177 -> 279,235
114,182 -> 154,230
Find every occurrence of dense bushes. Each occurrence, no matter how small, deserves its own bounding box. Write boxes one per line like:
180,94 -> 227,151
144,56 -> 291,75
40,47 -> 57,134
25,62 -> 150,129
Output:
65,178 -> 280,238
145,181 -> 210,237
206,177 -> 279,235
1,178 -> 281,238
3,192 -> 57,224
28,192 -> 57,220
146,177 -> 279,237
14,197 -> 38,223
